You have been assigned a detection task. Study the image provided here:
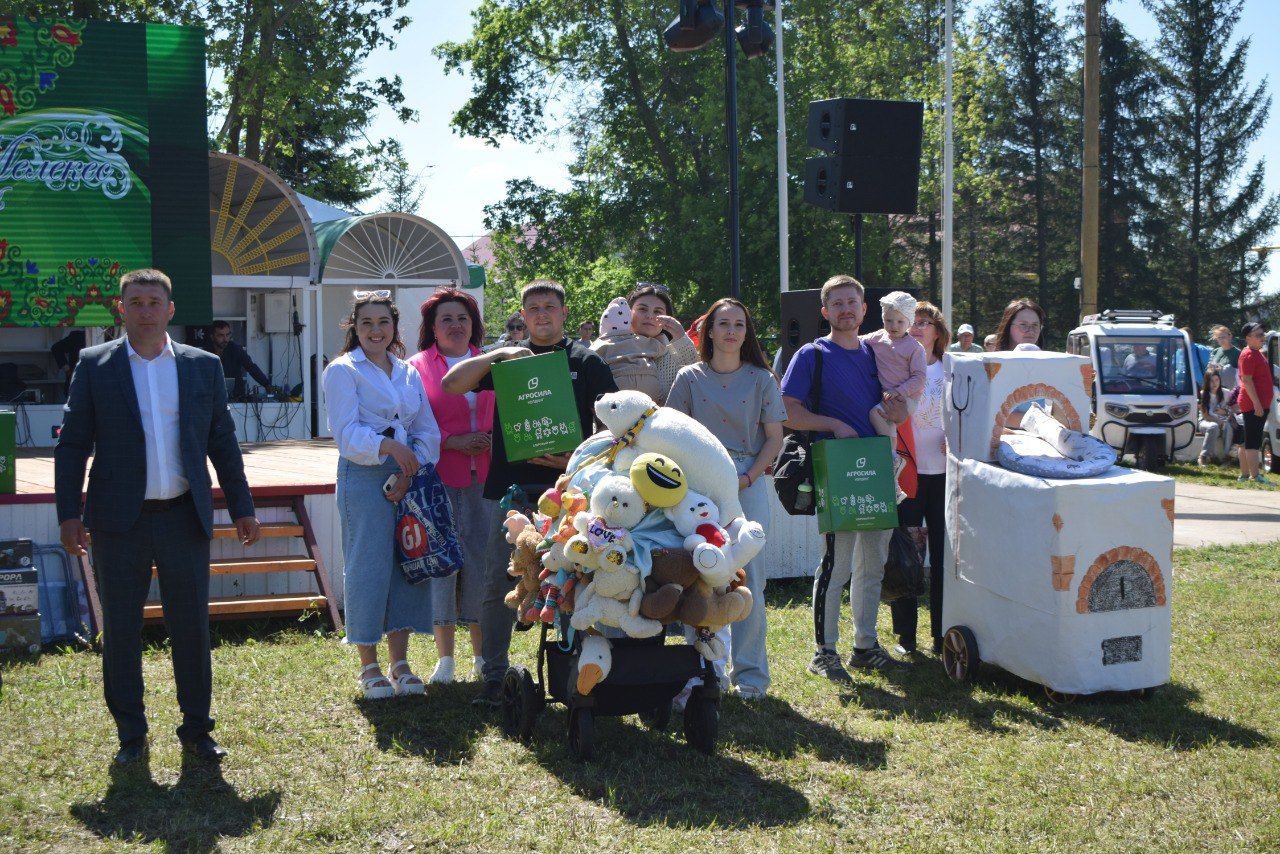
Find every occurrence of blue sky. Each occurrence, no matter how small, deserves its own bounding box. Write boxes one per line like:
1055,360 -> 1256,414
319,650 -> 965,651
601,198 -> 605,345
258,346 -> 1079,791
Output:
360,0 -> 1278,293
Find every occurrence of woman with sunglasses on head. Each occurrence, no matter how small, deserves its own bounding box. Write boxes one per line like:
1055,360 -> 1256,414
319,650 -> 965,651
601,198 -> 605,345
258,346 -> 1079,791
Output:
665,298 -> 787,701
887,302 -> 950,657
409,289 -> 494,684
323,291 -> 441,699
628,282 -> 698,404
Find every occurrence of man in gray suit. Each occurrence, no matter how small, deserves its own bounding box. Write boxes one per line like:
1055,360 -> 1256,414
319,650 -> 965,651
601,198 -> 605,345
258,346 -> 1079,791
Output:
56,268 -> 262,765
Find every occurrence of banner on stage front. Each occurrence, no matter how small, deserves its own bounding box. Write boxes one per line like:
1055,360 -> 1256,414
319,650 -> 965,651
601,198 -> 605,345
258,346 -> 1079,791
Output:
0,18 -> 210,327
491,351 -> 583,461
813,436 -> 898,532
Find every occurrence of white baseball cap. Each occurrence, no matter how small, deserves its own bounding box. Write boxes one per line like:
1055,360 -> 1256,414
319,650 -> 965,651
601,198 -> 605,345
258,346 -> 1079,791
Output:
958,323 -> 975,336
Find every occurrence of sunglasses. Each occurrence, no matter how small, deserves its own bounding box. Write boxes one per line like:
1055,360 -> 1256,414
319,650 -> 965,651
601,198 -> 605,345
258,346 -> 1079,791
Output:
507,324 -> 526,332
354,289 -> 391,299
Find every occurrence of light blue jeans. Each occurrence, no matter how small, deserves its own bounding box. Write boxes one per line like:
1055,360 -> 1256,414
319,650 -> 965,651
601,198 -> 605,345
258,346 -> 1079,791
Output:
337,457 -> 434,646
726,454 -> 772,693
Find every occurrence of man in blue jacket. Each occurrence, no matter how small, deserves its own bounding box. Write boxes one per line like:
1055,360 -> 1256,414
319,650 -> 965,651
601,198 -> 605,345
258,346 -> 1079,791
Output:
55,269 -> 261,765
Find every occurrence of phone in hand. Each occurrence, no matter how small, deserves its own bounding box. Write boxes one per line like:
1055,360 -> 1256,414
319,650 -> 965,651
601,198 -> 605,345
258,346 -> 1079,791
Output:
382,473 -> 399,497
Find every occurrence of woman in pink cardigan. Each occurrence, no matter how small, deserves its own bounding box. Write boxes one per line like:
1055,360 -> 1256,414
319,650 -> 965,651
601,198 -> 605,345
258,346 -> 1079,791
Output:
409,289 -> 496,684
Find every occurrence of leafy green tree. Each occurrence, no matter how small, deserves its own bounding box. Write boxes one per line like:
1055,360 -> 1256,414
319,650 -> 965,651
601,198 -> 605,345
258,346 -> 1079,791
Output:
1144,0 -> 1279,333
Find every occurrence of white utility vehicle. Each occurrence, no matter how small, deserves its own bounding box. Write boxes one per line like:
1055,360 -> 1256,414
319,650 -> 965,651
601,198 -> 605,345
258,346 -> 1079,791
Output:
1067,310 -> 1197,471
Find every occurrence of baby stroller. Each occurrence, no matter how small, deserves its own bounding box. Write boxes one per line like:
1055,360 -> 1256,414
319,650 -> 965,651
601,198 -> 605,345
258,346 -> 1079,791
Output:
500,620 -> 721,760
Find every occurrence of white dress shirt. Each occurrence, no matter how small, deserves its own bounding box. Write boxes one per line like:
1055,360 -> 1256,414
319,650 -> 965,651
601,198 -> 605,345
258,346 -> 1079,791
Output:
322,347 -> 441,467
126,334 -> 189,500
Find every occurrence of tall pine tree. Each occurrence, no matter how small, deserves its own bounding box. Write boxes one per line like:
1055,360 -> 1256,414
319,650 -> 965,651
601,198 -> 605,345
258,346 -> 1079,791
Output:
1145,0 -> 1279,333
1097,7 -> 1160,313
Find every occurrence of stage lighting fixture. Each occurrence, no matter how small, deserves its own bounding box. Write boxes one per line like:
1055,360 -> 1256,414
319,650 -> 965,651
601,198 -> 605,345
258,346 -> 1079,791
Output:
663,0 -> 724,52
735,0 -> 774,59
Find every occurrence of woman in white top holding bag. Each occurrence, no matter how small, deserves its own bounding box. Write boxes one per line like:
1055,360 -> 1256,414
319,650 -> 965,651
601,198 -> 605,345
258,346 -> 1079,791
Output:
323,291 -> 441,699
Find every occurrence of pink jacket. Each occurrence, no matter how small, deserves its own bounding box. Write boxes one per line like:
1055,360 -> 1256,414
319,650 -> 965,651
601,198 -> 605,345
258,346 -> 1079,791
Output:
862,329 -> 927,401
408,345 -> 495,488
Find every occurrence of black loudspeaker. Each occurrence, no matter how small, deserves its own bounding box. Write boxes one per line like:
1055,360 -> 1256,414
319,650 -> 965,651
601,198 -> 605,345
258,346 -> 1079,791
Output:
776,286 -> 919,374
803,156 -> 922,215
807,98 -> 924,157
803,98 -> 924,215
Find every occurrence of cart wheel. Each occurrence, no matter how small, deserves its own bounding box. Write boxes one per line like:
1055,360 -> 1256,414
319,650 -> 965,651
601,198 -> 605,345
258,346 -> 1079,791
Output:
567,706 -> 594,761
682,693 -> 719,755
501,665 -> 542,741
1043,686 -> 1078,705
942,626 -> 980,683
639,699 -> 673,732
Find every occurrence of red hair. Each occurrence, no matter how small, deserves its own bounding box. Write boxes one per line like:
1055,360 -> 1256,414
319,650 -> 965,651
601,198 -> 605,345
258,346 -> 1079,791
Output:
418,288 -> 485,352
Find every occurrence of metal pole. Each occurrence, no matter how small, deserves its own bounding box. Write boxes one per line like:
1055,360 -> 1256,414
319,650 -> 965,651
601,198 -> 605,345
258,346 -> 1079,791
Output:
1081,0 -> 1101,321
854,213 -> 863,280
724,0 -> 741,299
775,0 -> 789,294
942,0 -> 954,327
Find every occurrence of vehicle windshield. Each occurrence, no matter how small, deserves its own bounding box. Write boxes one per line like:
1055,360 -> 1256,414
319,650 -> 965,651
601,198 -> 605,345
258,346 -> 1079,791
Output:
1095,335 -> 1192,396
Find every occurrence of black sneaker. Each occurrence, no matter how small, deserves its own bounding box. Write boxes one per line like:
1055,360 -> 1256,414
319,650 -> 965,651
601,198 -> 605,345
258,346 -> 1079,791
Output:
849,644 -> 911,671
807,649 -> 853,683
471,681 -> 502,707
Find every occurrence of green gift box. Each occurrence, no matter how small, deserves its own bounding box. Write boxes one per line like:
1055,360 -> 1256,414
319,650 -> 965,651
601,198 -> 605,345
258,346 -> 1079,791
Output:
0,410 -> 14,495
491,351 -> 584,462
812,436 -> 899,532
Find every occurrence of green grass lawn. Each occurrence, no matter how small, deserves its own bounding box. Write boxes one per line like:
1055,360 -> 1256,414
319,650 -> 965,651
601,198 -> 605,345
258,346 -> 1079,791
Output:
2,543 -> 1278,851
1161,460 -> 1280,490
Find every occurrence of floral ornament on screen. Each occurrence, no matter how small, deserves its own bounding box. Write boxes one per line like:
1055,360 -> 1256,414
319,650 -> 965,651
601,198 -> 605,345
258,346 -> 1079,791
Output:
0,18 -> 85,117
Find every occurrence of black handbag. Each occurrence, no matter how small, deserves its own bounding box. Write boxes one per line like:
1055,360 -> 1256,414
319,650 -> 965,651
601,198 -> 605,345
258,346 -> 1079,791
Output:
772,346 -> 823,516
881,526 -> 927,602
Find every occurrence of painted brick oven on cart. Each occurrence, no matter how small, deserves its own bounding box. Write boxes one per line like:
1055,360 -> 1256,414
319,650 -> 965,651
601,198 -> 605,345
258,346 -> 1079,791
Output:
941,351 -> 1174,698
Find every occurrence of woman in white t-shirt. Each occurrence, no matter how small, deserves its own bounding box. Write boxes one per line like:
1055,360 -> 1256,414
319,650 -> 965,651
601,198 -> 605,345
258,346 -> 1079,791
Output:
666,298 -> 787,701
888,301 -> 950,657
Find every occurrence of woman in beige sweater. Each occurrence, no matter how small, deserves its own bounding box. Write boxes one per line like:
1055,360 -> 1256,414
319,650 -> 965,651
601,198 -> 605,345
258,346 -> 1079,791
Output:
625,282 -> 698,404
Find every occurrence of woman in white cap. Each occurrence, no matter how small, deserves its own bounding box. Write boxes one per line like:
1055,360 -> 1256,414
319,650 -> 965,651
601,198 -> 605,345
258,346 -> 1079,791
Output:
949,323 -> 984,353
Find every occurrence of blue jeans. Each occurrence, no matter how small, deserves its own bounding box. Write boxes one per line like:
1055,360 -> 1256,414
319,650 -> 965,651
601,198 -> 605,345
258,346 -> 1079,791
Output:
726,455 -> 772,693
337,457 -> 433,646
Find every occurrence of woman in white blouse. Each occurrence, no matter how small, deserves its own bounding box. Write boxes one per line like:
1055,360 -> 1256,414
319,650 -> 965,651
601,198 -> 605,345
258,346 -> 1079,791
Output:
322,292 -> 441,699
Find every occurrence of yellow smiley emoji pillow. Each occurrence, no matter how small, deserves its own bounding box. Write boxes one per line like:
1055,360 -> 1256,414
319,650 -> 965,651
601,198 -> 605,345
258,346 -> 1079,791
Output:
629,452 -> 689,509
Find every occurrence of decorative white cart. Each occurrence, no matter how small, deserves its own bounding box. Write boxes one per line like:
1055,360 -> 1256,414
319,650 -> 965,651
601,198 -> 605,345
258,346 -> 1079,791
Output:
940,351 -> 1174,701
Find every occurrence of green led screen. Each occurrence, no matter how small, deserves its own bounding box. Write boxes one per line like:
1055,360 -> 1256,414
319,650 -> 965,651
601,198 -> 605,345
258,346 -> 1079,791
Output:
0,17 -> 209,328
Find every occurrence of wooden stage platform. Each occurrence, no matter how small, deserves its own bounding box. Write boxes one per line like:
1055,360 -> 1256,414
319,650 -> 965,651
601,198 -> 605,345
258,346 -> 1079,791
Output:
2,439 -> 340,505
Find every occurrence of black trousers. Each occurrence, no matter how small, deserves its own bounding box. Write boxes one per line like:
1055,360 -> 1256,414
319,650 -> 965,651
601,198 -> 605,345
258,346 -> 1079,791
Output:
91,499 -> 213,744
889,473 -> 946,647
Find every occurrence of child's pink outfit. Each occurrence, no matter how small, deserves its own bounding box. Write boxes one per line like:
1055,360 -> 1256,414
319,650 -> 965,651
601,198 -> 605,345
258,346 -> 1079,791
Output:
862,328 -> 926,437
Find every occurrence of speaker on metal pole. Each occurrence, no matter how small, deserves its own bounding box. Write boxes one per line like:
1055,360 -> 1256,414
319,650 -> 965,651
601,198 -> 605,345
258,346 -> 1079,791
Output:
802,98 -> 924,216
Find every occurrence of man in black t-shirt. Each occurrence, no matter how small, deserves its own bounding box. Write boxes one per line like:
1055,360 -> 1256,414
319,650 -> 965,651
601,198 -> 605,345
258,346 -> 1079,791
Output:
443,280 -> 617,705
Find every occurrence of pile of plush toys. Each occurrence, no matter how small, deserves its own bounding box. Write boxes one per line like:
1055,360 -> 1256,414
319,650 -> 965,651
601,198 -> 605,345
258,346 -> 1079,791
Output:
503,390 -> 767,695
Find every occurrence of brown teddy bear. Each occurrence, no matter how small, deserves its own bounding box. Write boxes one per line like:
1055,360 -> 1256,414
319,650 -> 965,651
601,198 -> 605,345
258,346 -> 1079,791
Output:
504,525 -> 544,624
640,549 -> 751,631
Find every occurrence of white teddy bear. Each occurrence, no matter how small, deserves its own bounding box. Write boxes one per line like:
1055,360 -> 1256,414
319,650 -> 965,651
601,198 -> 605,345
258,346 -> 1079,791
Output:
664,490 -> 766,588
568,475 -> 663,639
594,390 -> 745,526
564,474 -> 643,572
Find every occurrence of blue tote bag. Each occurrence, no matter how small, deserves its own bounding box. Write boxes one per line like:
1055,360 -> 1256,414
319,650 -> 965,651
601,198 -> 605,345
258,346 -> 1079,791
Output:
395,464 -> 465,585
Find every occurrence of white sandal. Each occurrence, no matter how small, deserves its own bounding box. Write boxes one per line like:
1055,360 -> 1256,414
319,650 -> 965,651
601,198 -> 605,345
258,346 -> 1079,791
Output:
359,663 -> 394,700
389,660 -> 426,696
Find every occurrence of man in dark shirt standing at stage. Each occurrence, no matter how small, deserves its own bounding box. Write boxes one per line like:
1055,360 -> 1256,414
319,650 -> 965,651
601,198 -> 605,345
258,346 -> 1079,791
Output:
207,320 -> 271,399
443,279 -> 618,707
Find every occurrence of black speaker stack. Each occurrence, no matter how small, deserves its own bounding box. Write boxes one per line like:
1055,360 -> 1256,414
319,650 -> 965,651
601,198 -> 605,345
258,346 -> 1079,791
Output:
802,98 -> 924,215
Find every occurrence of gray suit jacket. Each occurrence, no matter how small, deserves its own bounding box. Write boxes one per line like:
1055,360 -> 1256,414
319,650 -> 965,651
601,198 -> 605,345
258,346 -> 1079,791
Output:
54,337 -> 255,538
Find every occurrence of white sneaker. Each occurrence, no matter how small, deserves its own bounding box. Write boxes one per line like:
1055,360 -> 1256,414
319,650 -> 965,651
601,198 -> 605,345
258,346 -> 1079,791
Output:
735,685 -> 766,701
429,656 -> 455,684
472,656 -> 484,680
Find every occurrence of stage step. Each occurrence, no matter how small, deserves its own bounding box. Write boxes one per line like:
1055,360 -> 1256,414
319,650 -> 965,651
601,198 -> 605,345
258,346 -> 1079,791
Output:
80,493 -> 343,634
213,522 -> 305,539
210,556 -> 316,575
144,594 -> 328,622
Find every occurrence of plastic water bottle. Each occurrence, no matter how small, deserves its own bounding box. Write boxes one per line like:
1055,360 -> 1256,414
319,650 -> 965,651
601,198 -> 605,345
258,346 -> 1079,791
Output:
795,482 -> 813,511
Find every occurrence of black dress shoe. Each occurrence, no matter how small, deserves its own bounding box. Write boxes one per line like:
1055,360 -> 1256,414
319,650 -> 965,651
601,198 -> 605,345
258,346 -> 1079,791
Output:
114,738 -> 148,765
180,735 -> 227,761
